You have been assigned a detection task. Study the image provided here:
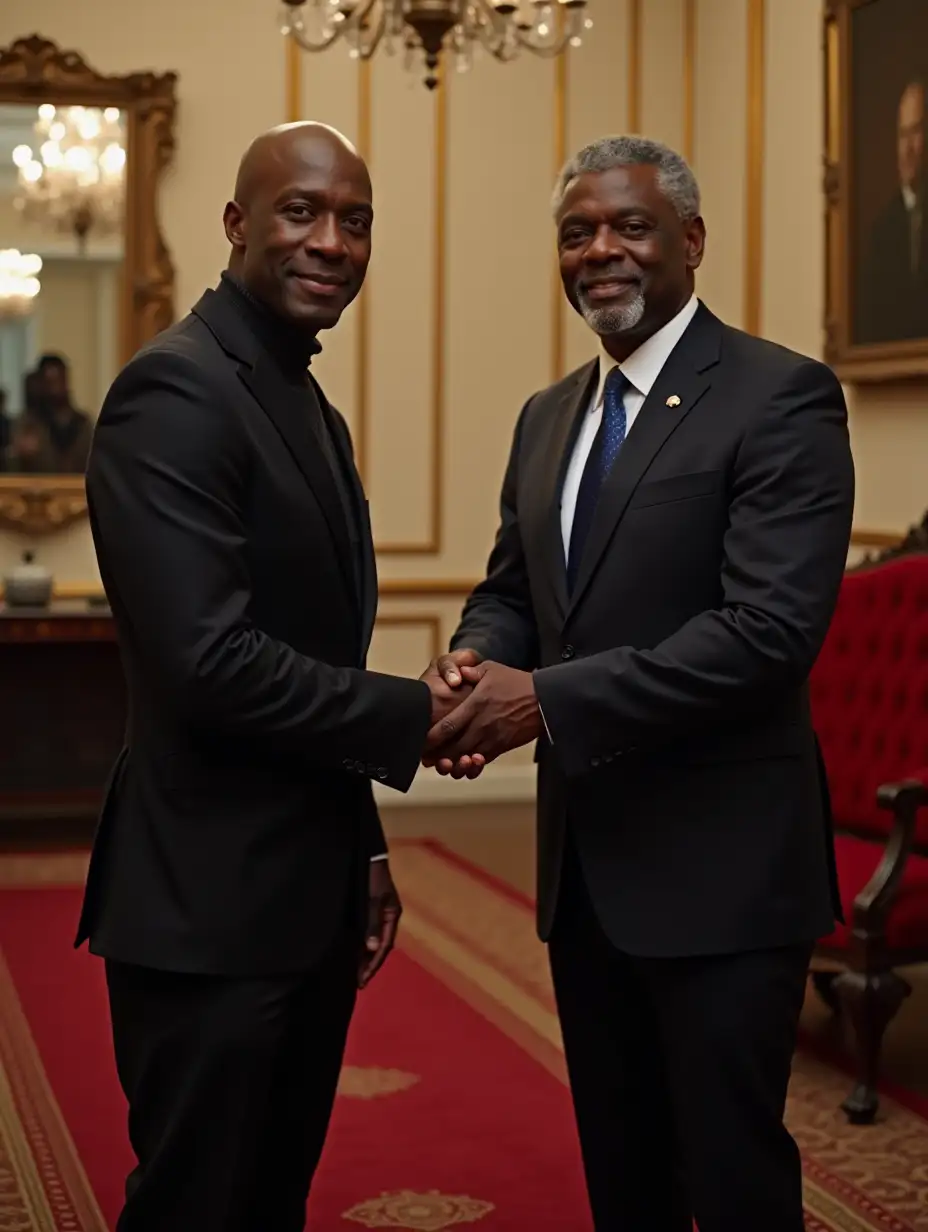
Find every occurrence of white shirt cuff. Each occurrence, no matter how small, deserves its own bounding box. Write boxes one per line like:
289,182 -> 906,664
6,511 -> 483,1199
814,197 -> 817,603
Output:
370,852 -> 389,862
538,700 -> 554,745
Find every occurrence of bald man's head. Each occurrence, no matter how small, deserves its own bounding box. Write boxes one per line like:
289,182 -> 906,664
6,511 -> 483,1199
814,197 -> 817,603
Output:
223,122 -> 373,332
898,81 -> 925,191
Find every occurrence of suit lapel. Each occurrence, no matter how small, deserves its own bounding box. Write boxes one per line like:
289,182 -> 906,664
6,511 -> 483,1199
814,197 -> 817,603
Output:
192,286 -> 360,612
566,306 -> 722,617
528,361 -> 598,621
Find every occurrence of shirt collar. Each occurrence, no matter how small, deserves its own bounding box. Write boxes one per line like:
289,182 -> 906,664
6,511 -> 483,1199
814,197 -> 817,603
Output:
902,184 -> 919,212
220,270 -> 322,375
594,294 -> 699,406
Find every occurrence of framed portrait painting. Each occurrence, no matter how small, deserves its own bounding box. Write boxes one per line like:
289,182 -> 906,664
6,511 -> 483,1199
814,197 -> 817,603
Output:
824,0 -> 928,381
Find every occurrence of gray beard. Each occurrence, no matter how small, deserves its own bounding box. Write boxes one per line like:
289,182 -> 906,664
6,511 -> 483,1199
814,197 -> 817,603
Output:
577,285 -> 646,336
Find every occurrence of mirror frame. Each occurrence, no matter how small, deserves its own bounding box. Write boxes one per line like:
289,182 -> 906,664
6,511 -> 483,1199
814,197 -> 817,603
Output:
0,33 -> 176,535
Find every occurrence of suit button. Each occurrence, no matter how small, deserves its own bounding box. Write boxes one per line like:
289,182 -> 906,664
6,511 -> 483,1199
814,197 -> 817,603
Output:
354,759 -> 365,773
377,767 -> 388,781
342,758 -> 353,770
561,645 -> 575,661
590,756 -> 601,768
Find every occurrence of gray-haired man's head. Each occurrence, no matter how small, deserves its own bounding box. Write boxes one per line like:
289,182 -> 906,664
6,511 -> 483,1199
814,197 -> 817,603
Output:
553,136 -> 705,358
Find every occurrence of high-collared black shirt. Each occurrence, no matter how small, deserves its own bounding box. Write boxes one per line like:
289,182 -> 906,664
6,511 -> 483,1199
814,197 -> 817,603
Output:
220,271 -> 363,589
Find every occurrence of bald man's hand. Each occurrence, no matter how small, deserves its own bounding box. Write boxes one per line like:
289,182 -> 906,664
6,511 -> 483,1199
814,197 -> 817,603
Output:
419,649 -> 487,779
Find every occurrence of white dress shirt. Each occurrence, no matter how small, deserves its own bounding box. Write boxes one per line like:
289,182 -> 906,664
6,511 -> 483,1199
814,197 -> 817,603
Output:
560,294 -> 700,559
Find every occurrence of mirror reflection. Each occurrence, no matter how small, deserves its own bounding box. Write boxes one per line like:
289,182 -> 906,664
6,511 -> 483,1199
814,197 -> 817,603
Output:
0,102 -> 125,475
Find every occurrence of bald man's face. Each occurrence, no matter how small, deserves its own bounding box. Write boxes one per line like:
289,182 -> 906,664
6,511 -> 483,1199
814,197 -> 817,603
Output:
898,83 -> 924,190
224,130 -> 372,330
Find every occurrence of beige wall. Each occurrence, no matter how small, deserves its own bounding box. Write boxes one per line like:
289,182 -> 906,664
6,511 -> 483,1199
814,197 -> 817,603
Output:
1,1 -> 926,799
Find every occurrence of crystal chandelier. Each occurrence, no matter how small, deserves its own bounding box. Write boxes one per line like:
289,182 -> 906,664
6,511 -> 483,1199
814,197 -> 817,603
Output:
11,105 -> 126,251
0,250 -> 42,321
280,0 -> 592,90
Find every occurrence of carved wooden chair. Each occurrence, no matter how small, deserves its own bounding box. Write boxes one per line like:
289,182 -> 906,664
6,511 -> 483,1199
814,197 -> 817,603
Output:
809,518 -> 928,1124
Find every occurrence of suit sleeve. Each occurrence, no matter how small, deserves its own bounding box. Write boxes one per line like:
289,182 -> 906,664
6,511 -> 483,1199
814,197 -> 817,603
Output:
450,397 -> 540,668
88,349 -> 431,793
533,360 -> 855,779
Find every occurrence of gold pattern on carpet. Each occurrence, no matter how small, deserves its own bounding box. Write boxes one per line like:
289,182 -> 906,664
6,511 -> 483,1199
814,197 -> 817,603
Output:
337,1066 -> 420,1100
342,1190 -> 494,1230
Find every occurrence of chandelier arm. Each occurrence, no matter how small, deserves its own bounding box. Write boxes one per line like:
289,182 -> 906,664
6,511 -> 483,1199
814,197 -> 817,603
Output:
469,1 -> 578,61
285,0 -> 381,54
356,4 -> 388,59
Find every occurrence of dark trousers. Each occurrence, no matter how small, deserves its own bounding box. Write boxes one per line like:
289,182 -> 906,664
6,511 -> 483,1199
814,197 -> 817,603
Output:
105,930 -> 357,1232
548,838 -> 811,1232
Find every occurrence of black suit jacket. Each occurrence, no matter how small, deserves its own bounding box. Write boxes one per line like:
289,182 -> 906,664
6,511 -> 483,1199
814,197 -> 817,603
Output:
452,304 -> 855,958
76,279 -> 431,976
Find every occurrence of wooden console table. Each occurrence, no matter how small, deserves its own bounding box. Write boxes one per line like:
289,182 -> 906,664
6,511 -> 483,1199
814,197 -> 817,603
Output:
0,601 -> 124,823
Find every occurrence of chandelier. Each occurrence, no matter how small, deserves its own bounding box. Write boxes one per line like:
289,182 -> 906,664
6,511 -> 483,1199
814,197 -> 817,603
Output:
11,105 -> 126,251
280,0 -> 592,90
0,250 -> 42,321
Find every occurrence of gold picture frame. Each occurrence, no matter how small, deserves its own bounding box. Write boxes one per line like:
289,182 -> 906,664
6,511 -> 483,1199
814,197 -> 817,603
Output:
0,33 -> 176,534
824,0 -> 928,382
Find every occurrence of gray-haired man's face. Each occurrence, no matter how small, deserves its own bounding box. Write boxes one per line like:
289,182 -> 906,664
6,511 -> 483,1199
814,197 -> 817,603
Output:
556,163 -> 704,352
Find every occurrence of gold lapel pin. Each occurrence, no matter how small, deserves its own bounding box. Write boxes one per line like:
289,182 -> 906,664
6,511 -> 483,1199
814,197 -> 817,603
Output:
665,395 -> 681,407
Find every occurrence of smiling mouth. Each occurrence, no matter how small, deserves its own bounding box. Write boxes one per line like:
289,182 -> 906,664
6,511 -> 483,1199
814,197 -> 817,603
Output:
583,280 -> 638,300
291,273 -> 347,298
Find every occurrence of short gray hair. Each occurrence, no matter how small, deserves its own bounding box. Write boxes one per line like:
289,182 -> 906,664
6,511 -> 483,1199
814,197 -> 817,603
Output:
552,135 -> 701,222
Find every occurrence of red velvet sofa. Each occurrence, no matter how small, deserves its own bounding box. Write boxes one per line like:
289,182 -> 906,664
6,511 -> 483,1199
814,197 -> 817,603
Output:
809,525 -> 928,1124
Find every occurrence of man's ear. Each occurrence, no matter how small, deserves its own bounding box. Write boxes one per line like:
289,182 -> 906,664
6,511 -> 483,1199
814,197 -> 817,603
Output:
223,200 -> 246,250
685,216 -> 706,271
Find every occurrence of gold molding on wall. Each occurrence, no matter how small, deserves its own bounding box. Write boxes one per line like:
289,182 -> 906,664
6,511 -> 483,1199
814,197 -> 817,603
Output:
744,0 -> 765,336
285,34 -> 301,123
551,45 -> 568,384
683,0 -> 696,163
356,62 -> 445,556
627,0 -> 643,132
354,58 -> 373,483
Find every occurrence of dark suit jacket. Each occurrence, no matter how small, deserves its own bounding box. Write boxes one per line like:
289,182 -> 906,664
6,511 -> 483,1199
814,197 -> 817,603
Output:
76,279 -> 431,977
856,188 -> 928,345
452,304 -> 855,958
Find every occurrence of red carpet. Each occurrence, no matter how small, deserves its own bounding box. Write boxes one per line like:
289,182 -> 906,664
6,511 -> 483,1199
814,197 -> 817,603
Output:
0,844 -> 927,1230
0,873 -> 589,1230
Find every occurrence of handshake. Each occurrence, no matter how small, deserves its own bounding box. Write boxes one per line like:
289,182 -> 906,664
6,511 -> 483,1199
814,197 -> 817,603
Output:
417,649 -> 544,779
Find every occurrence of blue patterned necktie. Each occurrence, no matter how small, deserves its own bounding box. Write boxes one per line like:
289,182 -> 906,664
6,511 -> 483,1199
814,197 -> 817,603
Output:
566,366 -> 630,594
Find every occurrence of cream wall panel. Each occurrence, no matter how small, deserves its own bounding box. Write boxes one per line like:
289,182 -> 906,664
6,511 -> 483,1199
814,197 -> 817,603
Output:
368,617 -> 438,680
762,0 -> 821,356
364,58 -> 437,548
440,54 -> 554,581
641,0 -> 686,153
692,0 -> 747,328
562,0 -> 630,378
297,52 -> 361,433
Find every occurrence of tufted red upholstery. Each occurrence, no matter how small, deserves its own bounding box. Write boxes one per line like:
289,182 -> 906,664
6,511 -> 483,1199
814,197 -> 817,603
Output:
810,554 -> 928,848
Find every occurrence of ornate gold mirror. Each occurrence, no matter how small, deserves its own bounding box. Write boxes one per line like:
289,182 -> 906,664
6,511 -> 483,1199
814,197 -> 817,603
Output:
0,34 -> 175,535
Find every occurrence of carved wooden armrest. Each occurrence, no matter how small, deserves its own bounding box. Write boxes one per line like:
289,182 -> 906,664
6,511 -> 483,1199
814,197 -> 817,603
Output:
851,778 -> 928,936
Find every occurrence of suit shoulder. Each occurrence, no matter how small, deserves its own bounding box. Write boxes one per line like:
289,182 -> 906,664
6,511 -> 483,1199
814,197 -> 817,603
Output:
719,324 -> 841,393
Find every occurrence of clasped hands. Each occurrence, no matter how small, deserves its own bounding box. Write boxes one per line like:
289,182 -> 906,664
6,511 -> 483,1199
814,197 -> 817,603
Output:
418,649 -> 543,779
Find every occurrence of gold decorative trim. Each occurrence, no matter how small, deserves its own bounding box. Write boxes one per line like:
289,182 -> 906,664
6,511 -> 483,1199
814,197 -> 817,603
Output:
683,0 -> 696,163
2,578 -> 480,602
744,0 -> 765,336
285,32 -> 301,122
358,64 -> 444,555
0,34 -> 177,536
343,1190 -> 494,1231
354,58 -> 373,484
849,528 -> 904,549
337,1065 -> 420,1099
0,478 -> 89,537
550,22 -> 568,384
627,0 -> 642,132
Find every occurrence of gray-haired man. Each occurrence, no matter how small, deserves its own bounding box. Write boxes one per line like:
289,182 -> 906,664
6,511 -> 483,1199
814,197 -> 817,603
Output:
425,136 -> 854,1230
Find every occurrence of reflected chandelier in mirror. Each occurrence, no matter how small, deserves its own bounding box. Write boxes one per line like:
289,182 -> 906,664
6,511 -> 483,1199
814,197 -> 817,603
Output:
0,35 -> 176,536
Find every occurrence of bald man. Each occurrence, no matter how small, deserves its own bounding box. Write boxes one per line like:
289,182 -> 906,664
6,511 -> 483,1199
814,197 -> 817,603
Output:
857,79 -> 928,344
77,123 -> 464,1230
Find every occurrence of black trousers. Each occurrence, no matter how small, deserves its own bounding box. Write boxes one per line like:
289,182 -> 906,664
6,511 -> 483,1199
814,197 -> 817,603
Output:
105,929 -> 357,1232
548,838 -> 811,1232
